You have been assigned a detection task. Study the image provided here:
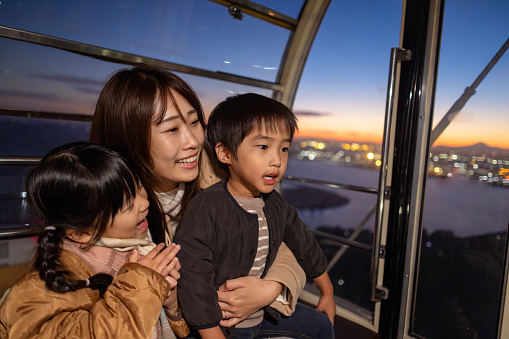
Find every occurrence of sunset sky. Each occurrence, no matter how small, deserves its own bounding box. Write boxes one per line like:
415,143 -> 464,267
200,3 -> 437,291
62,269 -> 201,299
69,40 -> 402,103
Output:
0,0 -> 507,150
292,0 -> 509,149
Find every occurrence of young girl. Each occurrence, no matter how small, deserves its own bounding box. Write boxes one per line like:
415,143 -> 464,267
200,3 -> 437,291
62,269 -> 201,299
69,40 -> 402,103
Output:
0,142 -> 183,339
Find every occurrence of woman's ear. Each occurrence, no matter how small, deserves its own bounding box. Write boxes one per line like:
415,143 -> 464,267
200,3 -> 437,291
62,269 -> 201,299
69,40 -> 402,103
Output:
215,142 -> 233,165
65,229 -> 93,244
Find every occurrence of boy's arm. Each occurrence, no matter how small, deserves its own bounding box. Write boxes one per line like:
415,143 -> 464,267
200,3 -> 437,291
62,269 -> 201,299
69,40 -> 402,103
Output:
314,271 -> 336,324
199,326 -> 227,339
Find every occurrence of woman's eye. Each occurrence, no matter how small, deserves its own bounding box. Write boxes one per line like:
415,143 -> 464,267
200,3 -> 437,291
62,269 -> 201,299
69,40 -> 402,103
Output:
190,119 -> 200,126
165,127 -> 178,133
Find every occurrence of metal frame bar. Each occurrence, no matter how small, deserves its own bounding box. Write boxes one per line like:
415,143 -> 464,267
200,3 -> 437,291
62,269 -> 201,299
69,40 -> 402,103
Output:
284,175 -> 378,195
0,25 -> 281,91
397,0 -> 444,337
0,226 -> 45,240
208,0 -> 298,30
276,0 -> 331,107
0,157 -> 41,165
0,108 -> 93,121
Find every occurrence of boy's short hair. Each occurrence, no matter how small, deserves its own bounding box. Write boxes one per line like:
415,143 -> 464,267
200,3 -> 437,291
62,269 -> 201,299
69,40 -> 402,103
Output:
207,93 -> 298,156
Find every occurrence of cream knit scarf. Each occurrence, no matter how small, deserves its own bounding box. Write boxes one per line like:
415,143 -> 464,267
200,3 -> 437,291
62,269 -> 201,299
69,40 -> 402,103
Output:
155,183 -> 185,241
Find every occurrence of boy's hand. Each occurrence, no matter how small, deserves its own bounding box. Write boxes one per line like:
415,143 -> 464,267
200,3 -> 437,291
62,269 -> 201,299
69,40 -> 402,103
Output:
316,293 -> 336,325
313,271 -> 336,325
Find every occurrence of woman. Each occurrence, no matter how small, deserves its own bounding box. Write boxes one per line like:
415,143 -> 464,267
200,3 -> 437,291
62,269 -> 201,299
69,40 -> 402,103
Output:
89,65 -> 333,337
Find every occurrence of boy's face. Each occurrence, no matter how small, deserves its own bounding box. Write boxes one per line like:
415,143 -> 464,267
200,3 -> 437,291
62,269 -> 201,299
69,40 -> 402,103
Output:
222,123 -> 291,198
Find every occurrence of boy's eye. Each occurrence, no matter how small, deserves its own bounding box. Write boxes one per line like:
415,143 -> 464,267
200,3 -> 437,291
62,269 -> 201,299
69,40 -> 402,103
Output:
258,145 -> 268,150
282,147 -> 289,152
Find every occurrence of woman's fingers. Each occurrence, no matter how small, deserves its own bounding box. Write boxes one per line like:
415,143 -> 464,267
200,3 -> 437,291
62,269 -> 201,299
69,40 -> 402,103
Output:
144,243 -> 166,260
165,275 -> 178,289
161,258 -> 178,277
156,244 -> 180,273
168,265 -> 180,280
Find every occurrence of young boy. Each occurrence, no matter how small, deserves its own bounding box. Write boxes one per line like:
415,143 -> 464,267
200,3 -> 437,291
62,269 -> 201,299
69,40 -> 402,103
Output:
175,93 -> 335,339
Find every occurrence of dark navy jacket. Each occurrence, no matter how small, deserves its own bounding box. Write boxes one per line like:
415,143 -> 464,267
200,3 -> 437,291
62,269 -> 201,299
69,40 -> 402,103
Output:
175,180 -> 327,330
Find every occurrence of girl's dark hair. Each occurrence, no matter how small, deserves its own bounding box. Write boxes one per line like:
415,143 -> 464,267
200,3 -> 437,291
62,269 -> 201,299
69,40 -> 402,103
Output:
90,65 -> 206,235
207,93 -> 298,157
27,142 -> 142,296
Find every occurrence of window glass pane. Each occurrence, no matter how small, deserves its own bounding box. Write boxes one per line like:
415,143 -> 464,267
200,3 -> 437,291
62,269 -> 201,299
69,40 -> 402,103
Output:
0,237 -> 36,297
0,117 -> 91,156
302,235 -> 374,316
0,0 -> 290,82
285,0 -> 402,317
0,166 -> 33,228
283,160 -> 377,247
0,37 -> 116,114
0,37 -> 273,116
412,1 -> 509,338
0,39 -> 273,228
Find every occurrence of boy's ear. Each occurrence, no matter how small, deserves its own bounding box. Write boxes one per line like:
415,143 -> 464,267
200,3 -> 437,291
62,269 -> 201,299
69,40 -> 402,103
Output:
215,142 -> 233,165
65,229 -> 93,244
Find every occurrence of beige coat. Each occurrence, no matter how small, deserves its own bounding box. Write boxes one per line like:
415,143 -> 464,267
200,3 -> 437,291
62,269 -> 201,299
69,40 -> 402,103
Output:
0,250 -> 170,339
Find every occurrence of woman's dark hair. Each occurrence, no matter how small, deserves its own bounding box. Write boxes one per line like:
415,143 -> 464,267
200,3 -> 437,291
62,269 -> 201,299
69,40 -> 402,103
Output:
90,65 -> 206,237
207,93 -> 298,157
26,142 -> 142,296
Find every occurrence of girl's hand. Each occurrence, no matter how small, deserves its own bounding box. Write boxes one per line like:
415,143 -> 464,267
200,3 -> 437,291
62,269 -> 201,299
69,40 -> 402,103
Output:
217,276 -> 282,327
129,243 -> 181,278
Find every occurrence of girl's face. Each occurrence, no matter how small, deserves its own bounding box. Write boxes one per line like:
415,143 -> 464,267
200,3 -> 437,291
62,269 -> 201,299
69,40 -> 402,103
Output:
102,186 -> 150,239
150,91 -> 204,192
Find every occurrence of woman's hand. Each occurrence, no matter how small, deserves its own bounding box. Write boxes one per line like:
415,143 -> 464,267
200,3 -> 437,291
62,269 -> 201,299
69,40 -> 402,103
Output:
163,244 -> 181,313
217,276 -> 282,327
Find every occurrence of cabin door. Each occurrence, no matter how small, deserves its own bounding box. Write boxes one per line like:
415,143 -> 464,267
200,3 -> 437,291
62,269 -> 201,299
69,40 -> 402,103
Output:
389,0 -> 509,338
287,0 -> 509,337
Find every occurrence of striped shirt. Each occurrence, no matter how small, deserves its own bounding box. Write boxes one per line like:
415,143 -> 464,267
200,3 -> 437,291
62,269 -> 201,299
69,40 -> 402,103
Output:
233,195 -> 269,328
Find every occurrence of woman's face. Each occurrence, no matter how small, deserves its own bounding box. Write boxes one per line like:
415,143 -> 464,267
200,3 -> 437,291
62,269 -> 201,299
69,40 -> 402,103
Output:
150,91 -> 204,192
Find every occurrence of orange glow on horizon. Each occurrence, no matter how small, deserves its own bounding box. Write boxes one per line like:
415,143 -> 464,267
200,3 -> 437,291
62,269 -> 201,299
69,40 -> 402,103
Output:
295,130 -> 381,145
295,129 -> 509,150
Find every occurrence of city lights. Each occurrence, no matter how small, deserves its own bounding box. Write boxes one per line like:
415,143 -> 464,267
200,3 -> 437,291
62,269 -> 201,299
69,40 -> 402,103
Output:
292,138 -> 509,186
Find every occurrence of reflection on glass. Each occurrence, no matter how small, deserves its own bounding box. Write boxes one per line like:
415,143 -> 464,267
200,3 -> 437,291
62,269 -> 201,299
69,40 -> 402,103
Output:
0,117 -> 91,156
0,166 -> 34,228
412,1 -> 509,338
0,38 -> 116,114
0,0 -> 290,82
